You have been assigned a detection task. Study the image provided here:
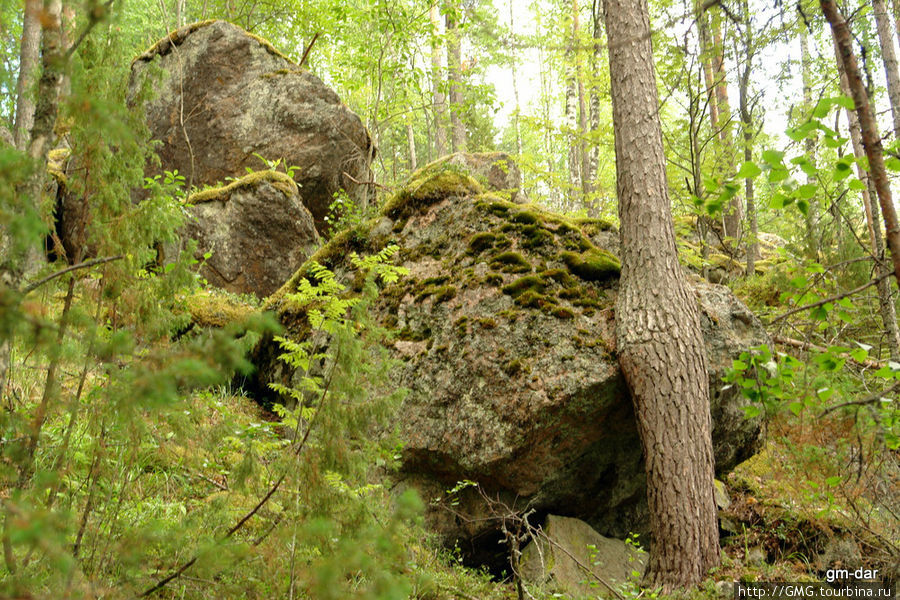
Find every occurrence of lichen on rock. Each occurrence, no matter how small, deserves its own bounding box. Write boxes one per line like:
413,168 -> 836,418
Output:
250,153 -> 767,555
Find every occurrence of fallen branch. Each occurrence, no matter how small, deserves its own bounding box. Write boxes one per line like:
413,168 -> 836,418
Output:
772,334 -> 885,370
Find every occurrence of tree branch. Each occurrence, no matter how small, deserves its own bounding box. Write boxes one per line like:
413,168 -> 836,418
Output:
21,255 -> 124,295
768,273 -> 891,325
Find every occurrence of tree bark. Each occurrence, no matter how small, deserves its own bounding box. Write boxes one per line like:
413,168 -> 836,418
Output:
822,0 -> 900,285
13,0 -> 42,151
446,8 -> 466,153
573,0 -> 591,200
604,0 -> 720,590
508,0 -> 523,162
832,36 -> 900,360
430,5 -> 448,158
874,0 -> 900,139
711,12 -> 742,243
738,0 -> 757,276
587,0 -> 602,191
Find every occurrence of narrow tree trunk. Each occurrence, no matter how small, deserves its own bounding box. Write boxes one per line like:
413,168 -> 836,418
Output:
711,13 -> 742,243
823,0 -> 900,284
446,10 -> 466,153
430,5 -> 448,158
800,28 -> 821,260
406,122 -> 417,172
874,0 -> 900,139
738,0 -> 757,276
565,70 -> 579,209
604,0 -> 720,589
587,0 -> 602,190
13,0 -> 42,151
833,37 -> 900,359
508,0 -> 523,161
573,0 -> 591,200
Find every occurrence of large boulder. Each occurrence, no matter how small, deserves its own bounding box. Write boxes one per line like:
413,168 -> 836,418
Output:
128,20 -> 374,234
254,156 -> 767,554
179,170 -> 320,297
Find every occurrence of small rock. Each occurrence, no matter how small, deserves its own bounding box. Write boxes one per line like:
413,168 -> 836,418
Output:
520,515 -> 646,598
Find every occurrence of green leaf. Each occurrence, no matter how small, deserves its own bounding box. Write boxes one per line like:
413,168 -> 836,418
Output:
736,161 -> 762,179
798,184 -> 817,199
788,401 -> 803,416
742,405 -> 761,418
761,149 -> 785,164
848,178 -> 866,191
825,476 -> 841,487
834,95 -> 855,110
797,199 -> 809,216
885,156 -> 900,171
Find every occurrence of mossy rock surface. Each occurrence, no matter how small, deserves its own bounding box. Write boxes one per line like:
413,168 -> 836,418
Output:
253,154 -> 768,549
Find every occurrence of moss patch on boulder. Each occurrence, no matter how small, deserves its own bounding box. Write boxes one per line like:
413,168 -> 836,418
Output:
560,249 -> 621,282
187,170 -> 298,204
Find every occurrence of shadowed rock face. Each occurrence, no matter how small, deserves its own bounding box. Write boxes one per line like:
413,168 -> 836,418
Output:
181,171 -> 320,298
128,20 -> 373,235
253,156 -> 767,550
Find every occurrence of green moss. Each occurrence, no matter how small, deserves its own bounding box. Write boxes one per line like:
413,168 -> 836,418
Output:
514,290 -> 552,309
264,220 -> 376,310
467,232 -> 498,255
398,326 -> 431,341
542,269 -> 577,288
416,284 -> 457,304
490,251 -> 531,274
521,224 -> 554,249
475,197 -> 516,217
574,216 -> 616,233
510,210 -> 540,225
550,306 -> 575,319
560,249 -> 621,282
502,358 -> 524,377
453,316 -> 470,336
476,317 -> 498,329
186,290 -> 257,328
484,272 -> 504,286
187,170 -> 297,204
383,165 -> 483,224
502,275 -> 546,298
46,148 -> 70,184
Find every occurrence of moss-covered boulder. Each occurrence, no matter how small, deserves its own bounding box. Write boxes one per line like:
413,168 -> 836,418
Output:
178,170 -> 320,297
253,159 -> 767,550
421,152 -> 524,202
128,20 -> 373,234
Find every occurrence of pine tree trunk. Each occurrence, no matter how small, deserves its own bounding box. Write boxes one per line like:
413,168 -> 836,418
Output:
430,5 -> 448,158
832,36 -> 900,360
13,0 -> 42,151
874,0 -> 900,139
446,10 -> 466,153
604,0 -> 720,589
823,0 -> 900,285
